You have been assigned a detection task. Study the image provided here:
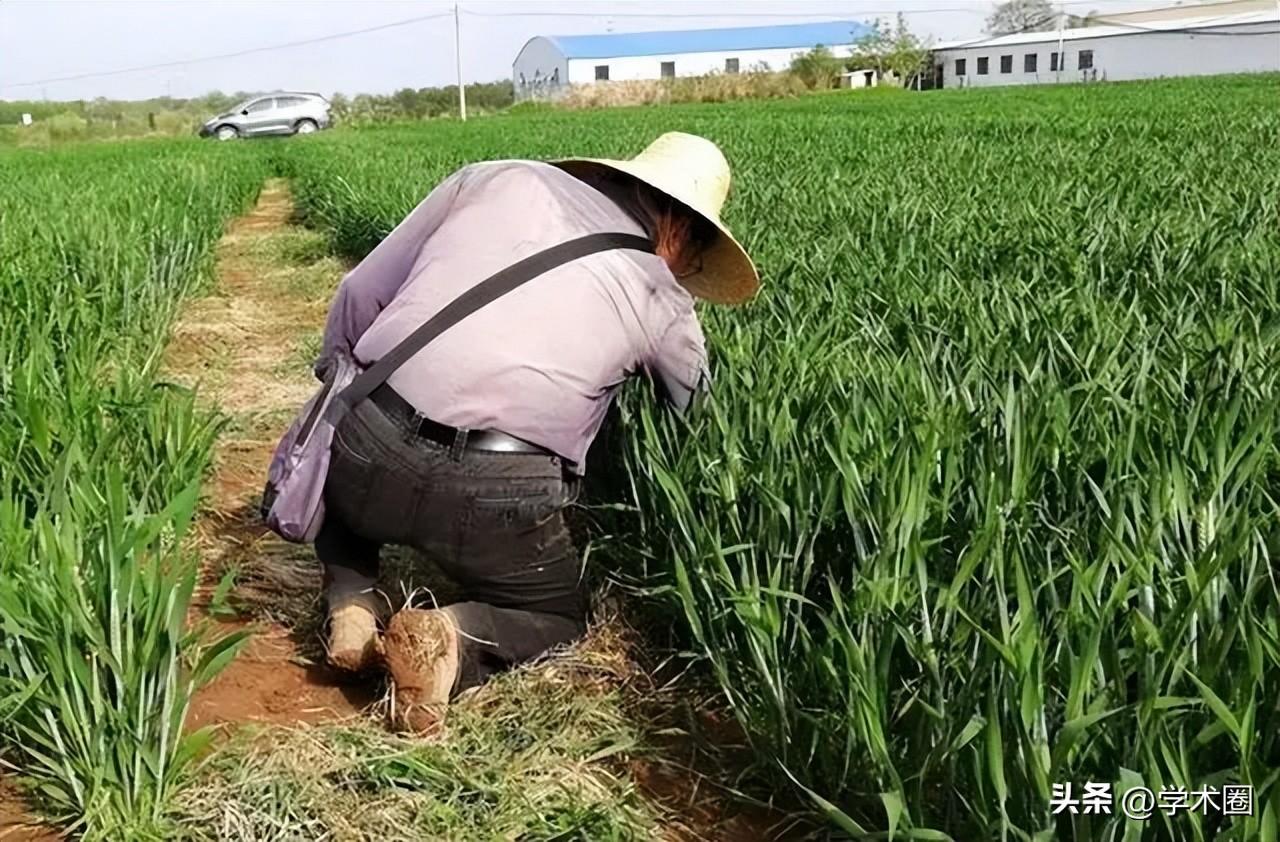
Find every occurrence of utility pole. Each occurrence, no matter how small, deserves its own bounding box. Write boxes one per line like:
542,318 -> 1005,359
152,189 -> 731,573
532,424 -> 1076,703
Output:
454,3 -> 467,121
1055,11 -> 1066,84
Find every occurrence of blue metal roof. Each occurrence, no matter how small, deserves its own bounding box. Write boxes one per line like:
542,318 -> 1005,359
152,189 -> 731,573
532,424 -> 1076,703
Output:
544,20 -> 871,60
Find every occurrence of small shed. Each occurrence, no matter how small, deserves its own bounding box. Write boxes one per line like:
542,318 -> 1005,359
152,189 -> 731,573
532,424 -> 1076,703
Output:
841,69 -> 903,88
842,69 -> 880,88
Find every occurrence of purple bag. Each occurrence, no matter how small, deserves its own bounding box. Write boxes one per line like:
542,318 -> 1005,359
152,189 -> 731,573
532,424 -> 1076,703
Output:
260,232 -> 655,544
260,351 -> 360,543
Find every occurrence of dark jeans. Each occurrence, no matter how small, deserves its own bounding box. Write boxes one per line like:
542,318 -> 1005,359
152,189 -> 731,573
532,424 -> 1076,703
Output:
316,398 -> 585,695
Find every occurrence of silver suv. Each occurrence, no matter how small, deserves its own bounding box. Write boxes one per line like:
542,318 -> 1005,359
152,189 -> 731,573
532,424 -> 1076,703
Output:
199,92 -> 332,140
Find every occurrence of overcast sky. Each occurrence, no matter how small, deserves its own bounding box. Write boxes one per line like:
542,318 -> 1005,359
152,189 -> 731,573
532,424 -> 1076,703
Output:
1,0 -> 1167,101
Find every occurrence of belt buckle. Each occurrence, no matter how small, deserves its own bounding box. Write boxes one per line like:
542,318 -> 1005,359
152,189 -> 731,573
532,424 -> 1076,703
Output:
450,427 -> 469,461
411,410 -> 428,441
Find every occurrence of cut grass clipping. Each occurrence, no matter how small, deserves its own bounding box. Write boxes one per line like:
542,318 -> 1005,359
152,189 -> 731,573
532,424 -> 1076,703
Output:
174,646 -> 654,841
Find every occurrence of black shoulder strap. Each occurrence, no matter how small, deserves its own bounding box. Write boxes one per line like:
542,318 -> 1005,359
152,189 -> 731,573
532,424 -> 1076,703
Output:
329,232 -> 654,421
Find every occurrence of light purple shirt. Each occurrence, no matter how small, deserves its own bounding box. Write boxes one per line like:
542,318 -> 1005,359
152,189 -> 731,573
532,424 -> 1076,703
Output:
319,160 -> 709,472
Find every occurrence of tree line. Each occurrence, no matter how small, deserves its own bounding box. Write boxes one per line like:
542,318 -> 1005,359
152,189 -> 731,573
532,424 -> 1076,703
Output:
0,81 -> 516,133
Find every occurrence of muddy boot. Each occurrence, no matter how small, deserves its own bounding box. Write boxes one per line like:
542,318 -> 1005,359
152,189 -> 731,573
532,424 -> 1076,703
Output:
383,608 -> 459,736
326,593 -> 385,673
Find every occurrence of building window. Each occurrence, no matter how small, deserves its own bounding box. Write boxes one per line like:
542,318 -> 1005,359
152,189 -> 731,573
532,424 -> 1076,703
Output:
1050,52 -> 1061,71
660,61 -> 675,78
977,56 -> 989,75
955,58 -> 966,76
725,57 -> 739,74
1000,55 -> 1012,74
594,64 -> 609,81
1078,49 -> 1094,70
1024,53 -> 1037,72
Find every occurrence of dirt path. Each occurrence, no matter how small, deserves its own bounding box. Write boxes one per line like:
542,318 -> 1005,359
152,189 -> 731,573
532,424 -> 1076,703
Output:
165,180 -> 376,730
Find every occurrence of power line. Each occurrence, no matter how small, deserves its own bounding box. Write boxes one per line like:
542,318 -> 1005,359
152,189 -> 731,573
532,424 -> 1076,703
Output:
1088,16 -> 1280,37
9,3 -> 1268,94
942,11 -> 1280,48
462,7 -> 987,18
0,11 -> 453,90
936,13 -> 1062,50
1108,24 -> 1280,36
463,0 -> 1104,13
0,5 -> 996,93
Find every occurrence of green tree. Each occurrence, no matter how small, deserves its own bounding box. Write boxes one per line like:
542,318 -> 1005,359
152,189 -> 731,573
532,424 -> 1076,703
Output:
1067,8 -> 1097,26
789,46 -> 844,90
851,14 -> 932,87
391,87 -> 425,118
985,0 -> 1059,34
328,92 -> 350,120
193,91 -> 239,113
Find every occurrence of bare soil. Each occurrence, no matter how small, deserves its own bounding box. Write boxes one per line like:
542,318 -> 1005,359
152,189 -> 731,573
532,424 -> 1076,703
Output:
0,780 -> 60,841
185,620 -> 375,731
166,180 -> 371,731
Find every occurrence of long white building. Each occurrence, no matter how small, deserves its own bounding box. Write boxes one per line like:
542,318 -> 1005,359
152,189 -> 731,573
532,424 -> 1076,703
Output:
513,20 -> 871,100
933,8 -> 1280,88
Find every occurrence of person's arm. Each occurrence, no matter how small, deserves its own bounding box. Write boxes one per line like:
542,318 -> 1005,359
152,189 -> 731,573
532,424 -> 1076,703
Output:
315,167 -> 469,378
648,307 -> 711,414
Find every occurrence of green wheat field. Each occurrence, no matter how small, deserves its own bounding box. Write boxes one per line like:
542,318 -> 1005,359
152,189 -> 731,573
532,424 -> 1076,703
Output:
1,74 -> 1277,840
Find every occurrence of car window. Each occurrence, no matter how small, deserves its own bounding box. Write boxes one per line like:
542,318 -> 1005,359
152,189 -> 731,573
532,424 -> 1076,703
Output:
277,96 -> 304,108
245,98 -> 275,113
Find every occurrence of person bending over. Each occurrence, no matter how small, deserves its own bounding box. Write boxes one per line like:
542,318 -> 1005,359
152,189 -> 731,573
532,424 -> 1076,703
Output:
313,132 -> 758,730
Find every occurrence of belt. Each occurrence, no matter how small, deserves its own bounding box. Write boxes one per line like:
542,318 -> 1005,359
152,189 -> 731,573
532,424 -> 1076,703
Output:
368,383 -> 571,466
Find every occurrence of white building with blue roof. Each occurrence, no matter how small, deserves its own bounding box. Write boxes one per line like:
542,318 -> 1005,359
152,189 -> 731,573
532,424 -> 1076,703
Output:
513,20 -> 871,99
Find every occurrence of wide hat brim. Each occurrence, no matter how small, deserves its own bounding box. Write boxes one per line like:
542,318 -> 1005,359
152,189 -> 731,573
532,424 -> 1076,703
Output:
551,156 -> 760,305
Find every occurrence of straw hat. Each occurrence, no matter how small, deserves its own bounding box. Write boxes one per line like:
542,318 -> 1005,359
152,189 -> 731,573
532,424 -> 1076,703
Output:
552,132 -> 760,305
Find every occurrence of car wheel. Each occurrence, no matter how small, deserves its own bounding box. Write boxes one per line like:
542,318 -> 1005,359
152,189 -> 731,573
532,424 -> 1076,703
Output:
215,125 -> 239,141
295,119 -> 318,135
